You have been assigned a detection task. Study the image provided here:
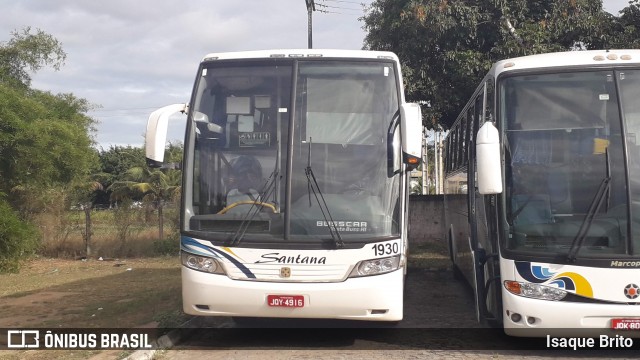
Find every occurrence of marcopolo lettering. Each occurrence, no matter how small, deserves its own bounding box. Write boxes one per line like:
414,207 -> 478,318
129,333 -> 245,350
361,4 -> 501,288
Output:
610,260 -> 640,267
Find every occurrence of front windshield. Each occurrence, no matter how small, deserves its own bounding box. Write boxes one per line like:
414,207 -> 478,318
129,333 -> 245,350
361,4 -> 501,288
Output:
184,62 -> 291,243
184,59 -> 401,244
502,70 -> 638,258
619,69 -> 640,253
290,61 -> 401,239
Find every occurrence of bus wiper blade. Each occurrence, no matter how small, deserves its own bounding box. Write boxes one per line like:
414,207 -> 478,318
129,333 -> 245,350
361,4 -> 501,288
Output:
230,169 -> 279,246
567,147 -> 612,262
566,176 -> 611,262
231,145 -> 280,247
305,138 -> 344,249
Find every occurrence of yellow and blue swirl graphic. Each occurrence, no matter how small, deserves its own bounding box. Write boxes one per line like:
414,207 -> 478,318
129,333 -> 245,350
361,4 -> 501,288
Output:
515,261 -> 593,298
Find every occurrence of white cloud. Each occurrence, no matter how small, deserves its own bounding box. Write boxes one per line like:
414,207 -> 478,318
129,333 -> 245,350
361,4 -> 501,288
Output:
0,0 -> 628,148
0,0 -> 372,148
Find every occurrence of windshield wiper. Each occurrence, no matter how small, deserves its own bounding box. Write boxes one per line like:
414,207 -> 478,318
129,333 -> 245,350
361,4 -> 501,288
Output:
231,144 -> 280,247
566,148 -> 611,262
305,138 -> 344,249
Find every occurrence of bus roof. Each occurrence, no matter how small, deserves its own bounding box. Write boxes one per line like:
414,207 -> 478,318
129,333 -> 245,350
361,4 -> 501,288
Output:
200,49 -> 400,63
493,49 -> 640,76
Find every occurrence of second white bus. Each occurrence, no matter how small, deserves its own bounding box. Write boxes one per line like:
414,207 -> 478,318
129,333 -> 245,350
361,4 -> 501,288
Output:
445,49 -> 640,336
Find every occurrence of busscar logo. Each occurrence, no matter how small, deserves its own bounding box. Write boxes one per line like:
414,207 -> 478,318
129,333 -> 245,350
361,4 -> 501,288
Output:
7,330 -> 40,348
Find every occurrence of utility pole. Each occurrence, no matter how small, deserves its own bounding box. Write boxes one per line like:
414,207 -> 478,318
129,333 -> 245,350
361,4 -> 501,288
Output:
305,0 -> 315,49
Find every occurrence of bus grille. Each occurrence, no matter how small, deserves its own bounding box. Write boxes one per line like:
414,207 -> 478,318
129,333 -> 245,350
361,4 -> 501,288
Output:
227,263 -> 350,282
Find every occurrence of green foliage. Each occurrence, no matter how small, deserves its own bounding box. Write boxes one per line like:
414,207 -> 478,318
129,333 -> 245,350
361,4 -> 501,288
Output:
608,0 -> 640,48
0,197 -> 38,273
0,84 -> 97,195
153,234 -> 180,256
0,27 -> 66,88
0,28 -> 98,268
98,145 -> 146,182
109,166 -> 181,203
362,0 -> 640,129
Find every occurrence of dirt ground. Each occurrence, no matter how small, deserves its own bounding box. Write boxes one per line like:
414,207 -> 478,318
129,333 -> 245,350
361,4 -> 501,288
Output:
0,257 -> 183,329
0,242 -> 457,360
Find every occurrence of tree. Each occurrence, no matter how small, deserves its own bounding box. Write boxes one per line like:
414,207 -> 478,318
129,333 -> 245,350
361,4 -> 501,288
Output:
0,195 -> 38,273
0,27 -> 66,88
608,0 -> 640,48
0,84 -> 98,205
362,0 -> 639,129
109,166 -> 181,242
0,28 -> 96,268
69,177 -> 105,257
95,145 -> 147,206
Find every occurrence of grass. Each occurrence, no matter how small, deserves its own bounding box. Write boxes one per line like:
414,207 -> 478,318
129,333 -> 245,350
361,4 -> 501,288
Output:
33,207 -> 180,259
0,257 -> 182,328
0,257 -> 184,360
0,239 -> 449,359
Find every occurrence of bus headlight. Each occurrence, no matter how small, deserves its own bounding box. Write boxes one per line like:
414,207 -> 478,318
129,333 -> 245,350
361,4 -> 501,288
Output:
181,252 -> 226,275
504,280 -> 567,301
349,255 -> 400,278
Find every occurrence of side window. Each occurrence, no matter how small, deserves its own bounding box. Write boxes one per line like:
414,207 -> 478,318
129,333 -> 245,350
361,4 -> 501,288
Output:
475,92 -> 483,129
452,124 -> 459,170
444,137 -> 451,174
466,105 -> 475,158
485,79 -> 495,124
459,114 -> 467,167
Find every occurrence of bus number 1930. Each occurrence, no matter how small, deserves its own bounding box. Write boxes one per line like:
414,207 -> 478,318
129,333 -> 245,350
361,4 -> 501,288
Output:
372,243 -> 399,256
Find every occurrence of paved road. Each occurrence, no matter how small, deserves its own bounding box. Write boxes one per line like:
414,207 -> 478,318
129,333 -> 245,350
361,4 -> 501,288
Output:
153,268 -> 639,359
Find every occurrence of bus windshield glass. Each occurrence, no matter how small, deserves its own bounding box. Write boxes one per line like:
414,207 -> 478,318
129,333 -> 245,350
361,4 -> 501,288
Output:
185,60 -> 401,244
501,69 -> 640,258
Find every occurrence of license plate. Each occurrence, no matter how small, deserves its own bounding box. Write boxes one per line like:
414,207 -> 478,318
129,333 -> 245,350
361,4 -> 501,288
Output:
267,295 -> 304,308
611,319 -> 640,330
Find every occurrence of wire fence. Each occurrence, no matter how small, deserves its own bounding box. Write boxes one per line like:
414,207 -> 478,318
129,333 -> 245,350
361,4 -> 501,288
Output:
35,204 -> 180,259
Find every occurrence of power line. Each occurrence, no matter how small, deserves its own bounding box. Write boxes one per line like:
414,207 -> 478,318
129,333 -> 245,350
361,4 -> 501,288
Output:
316,9 -> 362,15
316,3 -> 362,11
89,106 -> 166,113
324,0 -> 366,5
314,0 -> 365,15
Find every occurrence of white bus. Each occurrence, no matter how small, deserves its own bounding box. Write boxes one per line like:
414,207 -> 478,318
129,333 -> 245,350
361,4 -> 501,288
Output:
145,49 -> 422,322
444,50 -> 640,336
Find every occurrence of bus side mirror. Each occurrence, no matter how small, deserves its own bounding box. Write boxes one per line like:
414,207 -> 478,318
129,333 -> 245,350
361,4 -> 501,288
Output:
476,122 -> 503,194
401,103 -> 423,170
145,103 -> 187,168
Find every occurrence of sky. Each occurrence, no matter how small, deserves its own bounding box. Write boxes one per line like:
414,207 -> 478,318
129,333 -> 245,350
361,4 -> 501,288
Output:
0,0 -> 632,150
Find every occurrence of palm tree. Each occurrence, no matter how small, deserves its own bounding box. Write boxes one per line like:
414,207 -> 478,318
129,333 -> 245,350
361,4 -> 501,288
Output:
109,167 -> 181,241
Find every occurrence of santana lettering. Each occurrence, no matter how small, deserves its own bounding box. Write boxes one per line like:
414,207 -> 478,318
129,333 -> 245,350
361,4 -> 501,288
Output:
255,253 -> 327,264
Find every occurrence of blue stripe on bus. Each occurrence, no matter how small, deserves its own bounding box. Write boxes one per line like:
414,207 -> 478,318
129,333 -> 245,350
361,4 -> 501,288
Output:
181,236 -> 256,279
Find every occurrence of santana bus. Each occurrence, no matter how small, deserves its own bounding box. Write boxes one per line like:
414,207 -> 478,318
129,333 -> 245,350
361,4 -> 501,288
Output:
145,49 -> 422,322
444,49 -> 640,336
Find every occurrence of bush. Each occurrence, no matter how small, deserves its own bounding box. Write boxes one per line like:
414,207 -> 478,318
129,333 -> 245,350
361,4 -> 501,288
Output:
0,198 -> 39,272
153,233 -> 180,256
